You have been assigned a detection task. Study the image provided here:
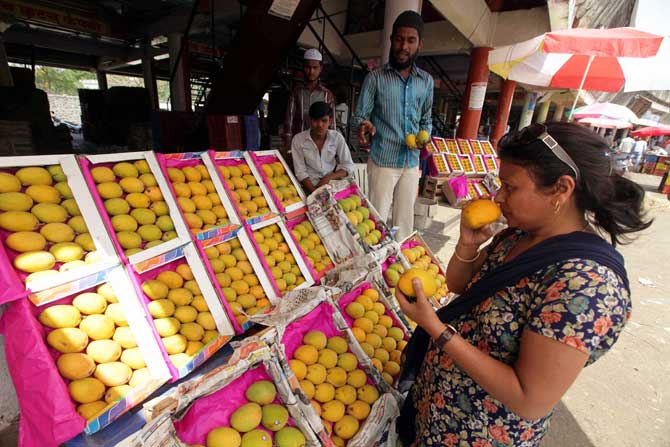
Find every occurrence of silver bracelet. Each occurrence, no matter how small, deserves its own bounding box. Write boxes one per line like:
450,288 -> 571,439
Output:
454,245 -> 480,263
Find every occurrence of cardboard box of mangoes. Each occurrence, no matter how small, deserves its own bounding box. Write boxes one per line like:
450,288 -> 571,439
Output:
0,265 -> 170,445
117,342 -> 321,447
124,242 -> 235,381
247,149 -> 307,218
0,154 -> 120,306
193,226 -> 279,334
209,151 -> 279,226
79,151 -> 192,266
156,152 -> 241,241
254,288 -> 399,447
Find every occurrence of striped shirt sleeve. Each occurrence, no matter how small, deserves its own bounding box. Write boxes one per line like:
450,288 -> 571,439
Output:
420,76 -> 434,135
353,72 -> 376,127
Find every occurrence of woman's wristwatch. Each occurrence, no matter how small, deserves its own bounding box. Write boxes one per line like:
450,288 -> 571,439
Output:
435,324 -> 458,349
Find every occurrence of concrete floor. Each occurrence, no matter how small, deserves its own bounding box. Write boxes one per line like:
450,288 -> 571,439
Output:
0,173 -> 668,446
418,172 -> 670,447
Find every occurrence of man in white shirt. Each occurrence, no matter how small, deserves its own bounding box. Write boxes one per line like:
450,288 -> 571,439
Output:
632,137 -> 648,172
618,135 -> 635,153
291,101 -> 355,193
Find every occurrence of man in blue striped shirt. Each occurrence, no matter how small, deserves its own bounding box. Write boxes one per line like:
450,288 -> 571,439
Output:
354,10 -> 433,241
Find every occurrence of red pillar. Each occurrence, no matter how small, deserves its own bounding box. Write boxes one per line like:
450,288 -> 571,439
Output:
457,47 -> 491,140
490,79 -> 516,148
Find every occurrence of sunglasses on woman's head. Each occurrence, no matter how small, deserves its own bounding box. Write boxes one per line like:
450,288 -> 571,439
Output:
500,123 -> 581,182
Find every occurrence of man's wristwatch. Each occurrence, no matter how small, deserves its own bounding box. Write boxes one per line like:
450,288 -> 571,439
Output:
435,324 -> 458,348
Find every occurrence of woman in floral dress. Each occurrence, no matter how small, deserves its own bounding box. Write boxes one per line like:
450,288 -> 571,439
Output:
396,123 -> 651,446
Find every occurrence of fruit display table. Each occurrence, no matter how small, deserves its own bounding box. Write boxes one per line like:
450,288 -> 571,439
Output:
0,148 -> 446,447
424,138 -> 500,204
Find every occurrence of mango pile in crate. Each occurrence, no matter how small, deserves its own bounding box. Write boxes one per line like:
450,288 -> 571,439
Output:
0,166 -> 101,279
165,165 -> 230,233
219,163 -> 271,219
197,380 -> 306,447
260,161 -> 302,208
342,288 -> 407,385
384,245 -> 449,302
290,219 -> 334,276
252,224 -> 306,294
39,284 -> 152,419
202,238 -> 271,328
290,331 -> 380,445
90,162 -> 176,256
336,195 -> 382,246
140,263 -> 219,367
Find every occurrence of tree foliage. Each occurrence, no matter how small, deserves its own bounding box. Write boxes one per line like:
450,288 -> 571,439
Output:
35,66 -> 170,106
35,66 -> 96,96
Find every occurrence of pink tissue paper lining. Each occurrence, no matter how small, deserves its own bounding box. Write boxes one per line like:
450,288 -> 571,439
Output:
174,363 -> 296,445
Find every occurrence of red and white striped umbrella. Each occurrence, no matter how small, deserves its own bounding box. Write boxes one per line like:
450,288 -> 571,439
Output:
573,103 -> 638,122
631,124 -> 670,137
488,27 -> 670,93
578,117 -> 633,129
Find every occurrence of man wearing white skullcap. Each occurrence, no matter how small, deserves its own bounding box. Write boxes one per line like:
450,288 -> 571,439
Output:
284,48 -> 336,151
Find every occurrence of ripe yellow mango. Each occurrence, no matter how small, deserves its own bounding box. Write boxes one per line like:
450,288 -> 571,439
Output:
15,167 -> 52,185
14,250 -> 56,273
41,222 -> 75,243
73,292 -> 107,314
0,172 -> 21,192
462,199 -> 501,230
68,377 -> 106,403
79,314 -> 115,340
5,231 -> 46,252
87,339 -> 122,363
32,203 -> 68,223
57,353 -> 96,380
25,184 -> 60,203
39,304 -> 81,328
397,268 -> 437,298
0,211 -> 39,231
47,327 -> 88,353
94,362 -> 132,387
0,192 -> 33,211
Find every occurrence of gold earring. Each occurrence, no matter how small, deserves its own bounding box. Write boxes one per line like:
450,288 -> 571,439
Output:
553,201 -> 561,214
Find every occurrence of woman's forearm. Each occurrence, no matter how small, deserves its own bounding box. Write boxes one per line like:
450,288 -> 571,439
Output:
446,242 -> 482,294
424,320 -> 534,419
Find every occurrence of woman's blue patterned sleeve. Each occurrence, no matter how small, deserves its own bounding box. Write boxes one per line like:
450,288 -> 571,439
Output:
526,260 -> 631,364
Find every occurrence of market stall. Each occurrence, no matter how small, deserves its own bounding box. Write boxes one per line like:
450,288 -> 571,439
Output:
0,148 -> 454,447
423,137 -> 500,207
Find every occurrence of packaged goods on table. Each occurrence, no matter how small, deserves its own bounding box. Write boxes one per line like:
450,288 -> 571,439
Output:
173,346 -> 318,447
457,139 -> 473,155
431,136 -> 448,153
330,179 -> 392,251
274,298 -> 399,446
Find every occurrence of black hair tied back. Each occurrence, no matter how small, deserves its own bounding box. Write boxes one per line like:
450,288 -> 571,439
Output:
499,122 -> 652,246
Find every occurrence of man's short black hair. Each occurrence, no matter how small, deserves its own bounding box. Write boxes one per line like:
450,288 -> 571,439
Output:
309,101 -> 332,120
392,10 -> 424,38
